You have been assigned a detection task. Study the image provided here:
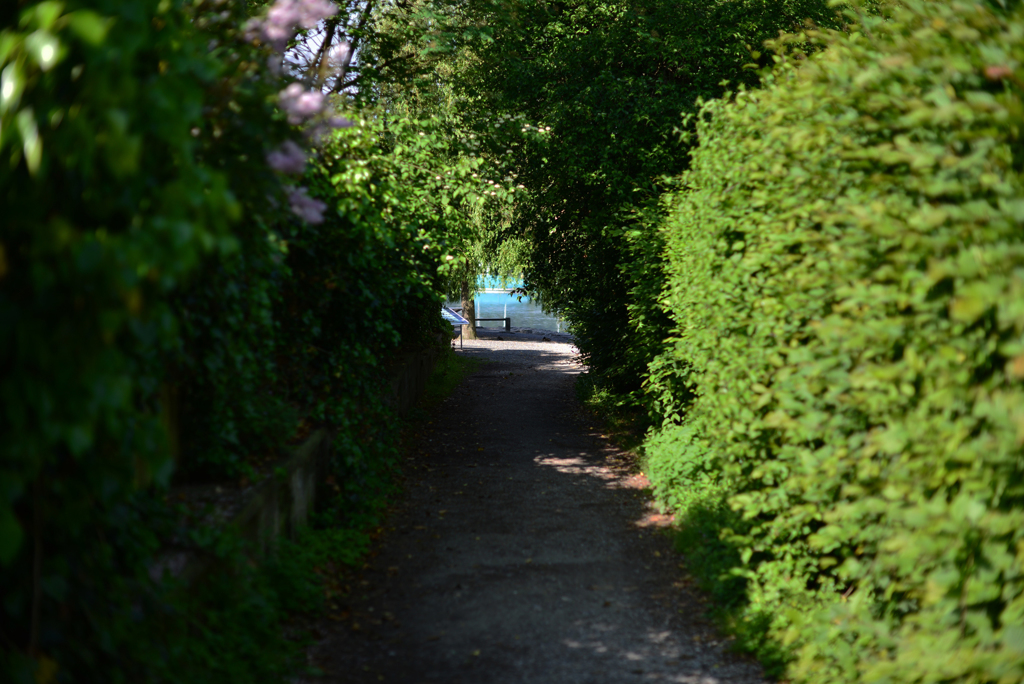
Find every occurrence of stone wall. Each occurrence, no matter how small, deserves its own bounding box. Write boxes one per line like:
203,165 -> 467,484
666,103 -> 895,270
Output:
155,346 -> 440,581
233,427 -> 335,556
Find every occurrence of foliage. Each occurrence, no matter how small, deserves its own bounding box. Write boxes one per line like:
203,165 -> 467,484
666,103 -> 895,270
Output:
574,371 -> 648,453
266,525 -> 371,615
273,115 -> 455,420
0,0 -> 491,680
148,527 -> 309,684
451,0 -> 842,402
0,0 -> 263,677
646,2 -> 1024,681
171,0 -> 339,480
365,7 -> 528,304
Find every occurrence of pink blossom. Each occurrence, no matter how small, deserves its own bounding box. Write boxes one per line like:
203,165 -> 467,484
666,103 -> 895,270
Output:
278,83 -> 304,111
286,185 -> 327,224
266,140 -> 307,174
329,42 -> 351,67
278,83 -> 325,124
294,92 -> 325,117
985,65 -> 1013,81
304,115 -> 353,144
255,0 -> 337,52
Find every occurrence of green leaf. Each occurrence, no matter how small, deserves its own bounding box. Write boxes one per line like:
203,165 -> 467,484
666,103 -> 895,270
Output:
0,62 -> 24,114
21,1 -> 64,31
0,506 -> 23,565
1003,625 -> 1024,655
16,107 -> 40,174
66,10 -> 112,47
24,30 -> 61,71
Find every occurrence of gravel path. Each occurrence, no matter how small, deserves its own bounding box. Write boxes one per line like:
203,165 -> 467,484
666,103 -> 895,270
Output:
304,330 -> 767,684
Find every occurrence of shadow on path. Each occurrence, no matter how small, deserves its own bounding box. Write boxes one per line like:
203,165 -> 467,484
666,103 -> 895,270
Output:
305,341 -> 766,684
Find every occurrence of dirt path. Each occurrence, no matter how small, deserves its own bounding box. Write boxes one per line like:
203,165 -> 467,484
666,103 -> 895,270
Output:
306,333 -> 767,684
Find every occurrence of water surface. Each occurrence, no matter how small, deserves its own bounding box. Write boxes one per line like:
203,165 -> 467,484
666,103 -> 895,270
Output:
447,292 -> 566,332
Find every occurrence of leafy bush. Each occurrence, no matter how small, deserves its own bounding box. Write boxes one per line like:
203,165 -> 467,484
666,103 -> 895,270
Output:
0,0 -> 247,677
0,0 -> 479,679
646,2 -> 1024,681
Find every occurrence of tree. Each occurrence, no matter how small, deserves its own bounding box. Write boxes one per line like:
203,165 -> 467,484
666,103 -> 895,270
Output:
443,0 -> 842,400
361,0 -> 527,339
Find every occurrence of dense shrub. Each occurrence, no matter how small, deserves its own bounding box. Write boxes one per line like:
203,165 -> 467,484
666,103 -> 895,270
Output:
646,2 -> 1024,681
0,1 -> 249,678
0,0 -> 474,680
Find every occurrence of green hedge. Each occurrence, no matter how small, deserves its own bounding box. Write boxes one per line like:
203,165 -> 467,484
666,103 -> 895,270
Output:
0,0 -> 295,675
646,2 -> 1024,682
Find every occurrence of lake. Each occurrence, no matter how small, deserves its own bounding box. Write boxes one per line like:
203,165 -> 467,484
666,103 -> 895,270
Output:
446,290 -> 566,333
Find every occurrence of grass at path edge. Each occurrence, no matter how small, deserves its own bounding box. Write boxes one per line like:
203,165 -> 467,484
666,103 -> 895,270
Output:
405,346 -> 484,423
573,372 -> 649,458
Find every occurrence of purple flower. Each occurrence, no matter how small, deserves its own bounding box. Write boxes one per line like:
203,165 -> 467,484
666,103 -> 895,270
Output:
329,42 -> 351,66
278,83 -> 304,113
279,83 -> 325,124
295,92 -> 325,117
256,0 -> 337,52
286,185 -> 327,224
296,0 -> 336,27
266,140 -> 307,175
985,65 -> 1013,81
304,115 -> 353,144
